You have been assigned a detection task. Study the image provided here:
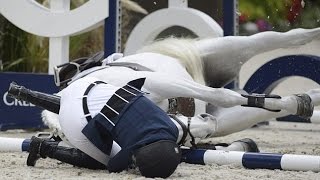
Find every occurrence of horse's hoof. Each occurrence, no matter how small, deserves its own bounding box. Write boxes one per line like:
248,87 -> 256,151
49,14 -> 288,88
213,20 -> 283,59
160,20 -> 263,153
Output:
294,94 -> 314,119
252,121 -> 269,128
233,138 -> 260,153
195,138 -> 260,153
195,142 -> 222,150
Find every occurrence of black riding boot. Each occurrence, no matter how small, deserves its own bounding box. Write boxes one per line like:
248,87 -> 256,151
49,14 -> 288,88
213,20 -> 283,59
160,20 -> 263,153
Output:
27,136 -> 107,169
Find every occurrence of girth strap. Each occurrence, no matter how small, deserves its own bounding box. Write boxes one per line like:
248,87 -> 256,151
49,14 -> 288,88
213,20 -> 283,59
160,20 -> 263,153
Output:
82,81 -> 107,122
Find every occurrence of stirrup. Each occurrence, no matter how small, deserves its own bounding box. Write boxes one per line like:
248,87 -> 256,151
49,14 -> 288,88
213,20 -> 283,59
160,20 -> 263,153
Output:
241,93 -> 282,112
294,94 -> 314,119
34,132 -> 54,139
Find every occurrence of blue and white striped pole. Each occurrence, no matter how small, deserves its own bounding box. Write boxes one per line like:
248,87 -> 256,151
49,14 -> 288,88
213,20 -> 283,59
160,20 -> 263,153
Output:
181,148 -> 320,172
0,137 -> 30,152
1,137 -> 320,172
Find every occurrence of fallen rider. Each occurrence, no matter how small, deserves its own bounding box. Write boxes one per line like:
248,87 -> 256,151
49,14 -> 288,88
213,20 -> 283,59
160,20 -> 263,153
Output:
8,78 -> 259,178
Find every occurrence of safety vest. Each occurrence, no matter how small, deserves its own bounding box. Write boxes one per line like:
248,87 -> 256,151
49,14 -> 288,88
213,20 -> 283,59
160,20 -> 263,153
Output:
81,78 -> 179,170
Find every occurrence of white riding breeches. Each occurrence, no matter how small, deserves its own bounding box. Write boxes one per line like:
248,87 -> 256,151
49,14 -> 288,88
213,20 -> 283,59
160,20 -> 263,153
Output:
59,76 -> 121,165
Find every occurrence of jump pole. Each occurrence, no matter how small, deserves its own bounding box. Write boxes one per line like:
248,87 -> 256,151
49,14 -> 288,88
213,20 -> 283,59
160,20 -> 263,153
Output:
1,137 -> 319,172
181,148 -> 320,172
311,111 -> 320,124
0,137 -> 30,152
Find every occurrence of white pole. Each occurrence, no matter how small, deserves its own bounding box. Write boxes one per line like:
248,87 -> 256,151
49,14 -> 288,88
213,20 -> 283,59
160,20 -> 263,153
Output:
310,110 -> 320,124
0,137 -> 29,152
48,0 -> 70,74
182,148 -> 320,172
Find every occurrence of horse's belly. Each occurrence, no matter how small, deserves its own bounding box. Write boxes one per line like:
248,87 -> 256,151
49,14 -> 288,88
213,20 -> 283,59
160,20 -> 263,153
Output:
117,53 -> 193,80
88,67 -> 148,86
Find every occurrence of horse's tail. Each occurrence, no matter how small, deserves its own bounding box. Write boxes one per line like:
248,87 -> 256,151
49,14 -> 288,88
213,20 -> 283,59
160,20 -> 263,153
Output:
137,37 -> 205,85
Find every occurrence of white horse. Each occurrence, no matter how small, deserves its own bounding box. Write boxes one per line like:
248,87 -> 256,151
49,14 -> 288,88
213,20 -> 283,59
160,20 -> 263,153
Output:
43,27 -> 320,146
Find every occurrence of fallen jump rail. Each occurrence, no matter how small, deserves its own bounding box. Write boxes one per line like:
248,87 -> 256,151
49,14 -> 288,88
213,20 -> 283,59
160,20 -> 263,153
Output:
1,136 -> 319,172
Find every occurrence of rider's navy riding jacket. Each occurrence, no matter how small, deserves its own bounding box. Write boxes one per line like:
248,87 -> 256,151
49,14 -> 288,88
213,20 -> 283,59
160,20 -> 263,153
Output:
81,78 -> 179,172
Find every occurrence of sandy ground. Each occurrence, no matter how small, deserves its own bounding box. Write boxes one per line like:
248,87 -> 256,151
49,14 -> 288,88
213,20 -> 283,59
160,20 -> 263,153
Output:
0,121 -> 319,180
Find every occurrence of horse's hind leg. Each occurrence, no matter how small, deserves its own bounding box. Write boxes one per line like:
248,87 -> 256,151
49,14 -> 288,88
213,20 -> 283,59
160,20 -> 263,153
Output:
194,27 -> 320,87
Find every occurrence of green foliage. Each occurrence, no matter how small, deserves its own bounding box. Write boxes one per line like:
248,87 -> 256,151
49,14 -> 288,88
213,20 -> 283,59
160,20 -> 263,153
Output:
239,0 -> 320,31
293,1 -> 320,28
69,27 -> 104,60
0,0 -> 103,73
0,16 -> 48,72
239,0 -> 292,30
240,0 -> 289,21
